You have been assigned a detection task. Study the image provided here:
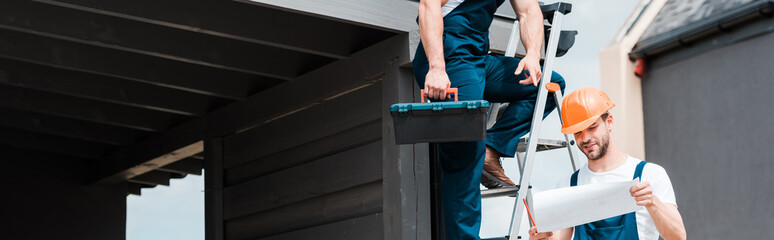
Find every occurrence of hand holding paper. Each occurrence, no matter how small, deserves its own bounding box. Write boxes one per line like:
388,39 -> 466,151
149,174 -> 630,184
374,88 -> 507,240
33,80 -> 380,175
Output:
531,180 -> 643,232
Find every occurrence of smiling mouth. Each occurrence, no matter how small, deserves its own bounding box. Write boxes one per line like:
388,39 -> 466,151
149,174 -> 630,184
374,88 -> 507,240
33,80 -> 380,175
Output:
582,143 -> 595,151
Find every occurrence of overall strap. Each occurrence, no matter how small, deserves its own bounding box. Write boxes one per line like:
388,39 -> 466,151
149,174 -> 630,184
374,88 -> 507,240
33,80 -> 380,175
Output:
570,170 -> 580,186
633,160 -> 647,180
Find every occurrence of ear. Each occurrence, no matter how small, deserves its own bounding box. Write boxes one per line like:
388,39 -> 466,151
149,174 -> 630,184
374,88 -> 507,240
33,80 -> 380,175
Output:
605,114 -> 614,131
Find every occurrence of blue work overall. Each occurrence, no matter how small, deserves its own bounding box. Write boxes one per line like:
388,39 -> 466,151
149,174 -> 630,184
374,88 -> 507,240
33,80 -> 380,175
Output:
412,0 -> 565,239
570,161 -> 647,240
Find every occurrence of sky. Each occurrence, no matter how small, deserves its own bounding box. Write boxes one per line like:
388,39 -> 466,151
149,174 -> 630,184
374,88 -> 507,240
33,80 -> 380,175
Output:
126,0 -> 641,239
127,174 -> 204,240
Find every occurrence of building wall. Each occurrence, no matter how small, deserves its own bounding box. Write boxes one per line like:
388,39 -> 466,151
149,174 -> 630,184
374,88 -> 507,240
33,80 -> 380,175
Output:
641,31 -> 774,239
599,0 -> 668,160
215,83 -> 385,240
0,146 -> 127,239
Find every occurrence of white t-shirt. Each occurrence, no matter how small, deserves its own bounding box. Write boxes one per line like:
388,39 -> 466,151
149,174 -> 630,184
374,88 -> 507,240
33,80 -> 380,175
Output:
555,155 -> 677,240
442,0 -> 465,16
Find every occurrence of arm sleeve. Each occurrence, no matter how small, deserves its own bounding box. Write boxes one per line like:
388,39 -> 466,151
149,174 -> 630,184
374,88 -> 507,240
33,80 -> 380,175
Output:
644,164 -> 677,206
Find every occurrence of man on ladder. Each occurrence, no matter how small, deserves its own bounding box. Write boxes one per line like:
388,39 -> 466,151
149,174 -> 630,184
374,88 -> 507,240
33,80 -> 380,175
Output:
528,87 -> 686,240
413,0 -> 566,239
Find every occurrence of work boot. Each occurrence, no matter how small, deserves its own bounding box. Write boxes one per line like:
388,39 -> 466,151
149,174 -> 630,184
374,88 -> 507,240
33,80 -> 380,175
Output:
481,146 -> 516,189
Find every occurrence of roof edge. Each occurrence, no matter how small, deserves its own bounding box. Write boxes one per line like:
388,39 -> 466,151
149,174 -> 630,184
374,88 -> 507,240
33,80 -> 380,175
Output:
630,0 -> 774,59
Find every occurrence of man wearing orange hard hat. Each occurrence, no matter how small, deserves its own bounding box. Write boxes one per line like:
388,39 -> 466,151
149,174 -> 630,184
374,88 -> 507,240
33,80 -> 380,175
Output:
529,87 -> 686,240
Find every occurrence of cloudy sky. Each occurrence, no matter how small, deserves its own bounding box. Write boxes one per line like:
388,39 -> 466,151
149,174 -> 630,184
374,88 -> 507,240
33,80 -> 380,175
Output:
126,0 -> 641,239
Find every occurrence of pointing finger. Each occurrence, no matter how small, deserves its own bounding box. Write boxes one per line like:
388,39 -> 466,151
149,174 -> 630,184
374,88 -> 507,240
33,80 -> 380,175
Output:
515,61 -> 525,75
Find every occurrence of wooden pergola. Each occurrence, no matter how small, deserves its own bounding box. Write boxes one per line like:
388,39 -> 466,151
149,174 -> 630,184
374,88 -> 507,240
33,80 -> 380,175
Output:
0,0 -> 518,239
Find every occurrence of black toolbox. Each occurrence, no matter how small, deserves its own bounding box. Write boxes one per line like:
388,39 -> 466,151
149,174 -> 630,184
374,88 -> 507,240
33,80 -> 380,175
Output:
389,90 -> 490,144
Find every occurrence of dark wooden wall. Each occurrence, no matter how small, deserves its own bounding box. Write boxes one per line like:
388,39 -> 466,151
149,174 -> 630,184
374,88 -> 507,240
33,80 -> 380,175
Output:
0,146 -> 127,239
217,83 -> 384,240
201,33 -> 429,240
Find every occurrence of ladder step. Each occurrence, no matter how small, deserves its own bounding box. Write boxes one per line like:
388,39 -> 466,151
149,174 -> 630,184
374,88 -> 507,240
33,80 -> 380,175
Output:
482,237 -> 510,240
516,138 -> 568,152
481,185 -> 520,199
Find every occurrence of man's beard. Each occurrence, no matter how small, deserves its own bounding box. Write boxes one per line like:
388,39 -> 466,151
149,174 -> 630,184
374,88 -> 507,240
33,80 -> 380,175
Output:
582,133 -> 609,160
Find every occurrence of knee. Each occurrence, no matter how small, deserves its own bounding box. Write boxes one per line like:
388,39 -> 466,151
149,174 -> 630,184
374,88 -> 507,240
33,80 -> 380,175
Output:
550,72 -> 566,92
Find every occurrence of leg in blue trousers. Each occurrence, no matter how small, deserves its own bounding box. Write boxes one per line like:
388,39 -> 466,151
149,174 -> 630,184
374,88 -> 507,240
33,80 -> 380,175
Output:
420,54 -> 566,240
483,54 -> 566,158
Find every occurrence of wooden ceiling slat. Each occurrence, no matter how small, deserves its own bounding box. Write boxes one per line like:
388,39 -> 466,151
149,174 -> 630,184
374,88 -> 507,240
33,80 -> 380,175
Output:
0,84 -> 187,132
0,58 -> 226,116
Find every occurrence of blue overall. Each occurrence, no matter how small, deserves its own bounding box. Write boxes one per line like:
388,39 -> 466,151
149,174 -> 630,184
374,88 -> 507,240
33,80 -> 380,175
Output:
570,161 -> 647,240
412,0 -> 565,239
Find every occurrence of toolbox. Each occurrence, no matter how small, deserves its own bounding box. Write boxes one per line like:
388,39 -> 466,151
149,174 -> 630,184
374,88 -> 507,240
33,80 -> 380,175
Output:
389,88 -> 491,144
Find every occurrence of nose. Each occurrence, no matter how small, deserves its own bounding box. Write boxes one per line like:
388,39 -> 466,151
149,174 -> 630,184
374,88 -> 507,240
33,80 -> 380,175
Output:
577,130 -> 592,144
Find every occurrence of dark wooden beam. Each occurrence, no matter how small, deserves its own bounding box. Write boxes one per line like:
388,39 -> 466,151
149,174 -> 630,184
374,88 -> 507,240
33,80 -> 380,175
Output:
157,158 -> 203,176
382,51 -> 431,239
128,171 -> 171,186
205,137 -> 225,240
127,183 -> 142,196
169,173 -> 188,179
36,0 -> 395,59
0,106 -> 148,146
0,59 -> 227,116
0,84 -> 187,132
0,126 -> 115,159
0,28 -> 274,100
0,1 -> 336,78
91,118 -> 205,184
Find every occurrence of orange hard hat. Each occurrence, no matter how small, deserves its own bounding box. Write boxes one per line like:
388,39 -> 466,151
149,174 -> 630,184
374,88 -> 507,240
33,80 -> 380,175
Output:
560,87 -> 615,134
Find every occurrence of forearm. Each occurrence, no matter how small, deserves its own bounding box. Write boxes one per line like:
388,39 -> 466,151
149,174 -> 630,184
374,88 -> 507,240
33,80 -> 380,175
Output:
646,198 -> 687,240
512,0 -> 543,57
553,227 -> 573,240
418,0 -> 446,70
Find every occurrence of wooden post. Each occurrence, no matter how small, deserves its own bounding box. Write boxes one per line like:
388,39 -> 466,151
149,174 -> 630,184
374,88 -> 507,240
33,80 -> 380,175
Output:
382,57 -> 430,240
204,137 -> 224,240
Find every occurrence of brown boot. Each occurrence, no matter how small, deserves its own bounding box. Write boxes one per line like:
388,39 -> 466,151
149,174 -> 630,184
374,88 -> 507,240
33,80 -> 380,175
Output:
481,146 -> 516,189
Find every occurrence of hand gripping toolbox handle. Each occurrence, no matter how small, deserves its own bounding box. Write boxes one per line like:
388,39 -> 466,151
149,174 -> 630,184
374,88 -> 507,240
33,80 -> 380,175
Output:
420,88 -> 458,103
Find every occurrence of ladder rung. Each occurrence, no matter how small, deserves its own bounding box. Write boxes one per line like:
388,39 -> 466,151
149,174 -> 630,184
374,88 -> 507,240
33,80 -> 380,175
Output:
482,237 -> 510,240
481,186 -> 520,199
516,138 -> 567,152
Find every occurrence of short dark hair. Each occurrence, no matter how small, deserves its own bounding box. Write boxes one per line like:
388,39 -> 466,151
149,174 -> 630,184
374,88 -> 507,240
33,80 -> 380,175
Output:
600,112 -> 610,120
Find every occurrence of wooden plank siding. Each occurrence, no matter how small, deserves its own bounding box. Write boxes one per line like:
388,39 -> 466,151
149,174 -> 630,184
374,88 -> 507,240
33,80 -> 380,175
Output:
218,84 -> 384,240
221,82 -> 383,168
201,32 -> 429,239
223,140 -> 382,219
224,120 -> 381,186
225,181 -> 383,240
258,213 -> 383,240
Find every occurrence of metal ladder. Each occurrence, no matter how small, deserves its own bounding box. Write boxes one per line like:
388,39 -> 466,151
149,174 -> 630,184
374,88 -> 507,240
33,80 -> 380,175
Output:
480,2 -> 578,239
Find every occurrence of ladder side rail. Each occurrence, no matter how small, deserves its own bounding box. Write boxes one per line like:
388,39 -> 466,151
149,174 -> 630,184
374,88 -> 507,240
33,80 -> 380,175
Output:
504,20 -> 521,57
486,103 -> 502,129
552,90 -> 579,172
507,10 -> 565,237
515,151 -> 525,175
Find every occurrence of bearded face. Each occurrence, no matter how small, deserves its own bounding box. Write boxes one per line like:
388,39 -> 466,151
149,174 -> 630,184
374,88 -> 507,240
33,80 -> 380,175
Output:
574,116 -> 611,161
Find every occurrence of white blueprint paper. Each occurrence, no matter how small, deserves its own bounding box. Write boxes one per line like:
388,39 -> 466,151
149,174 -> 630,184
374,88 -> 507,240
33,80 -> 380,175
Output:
531,180 -> 643,232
